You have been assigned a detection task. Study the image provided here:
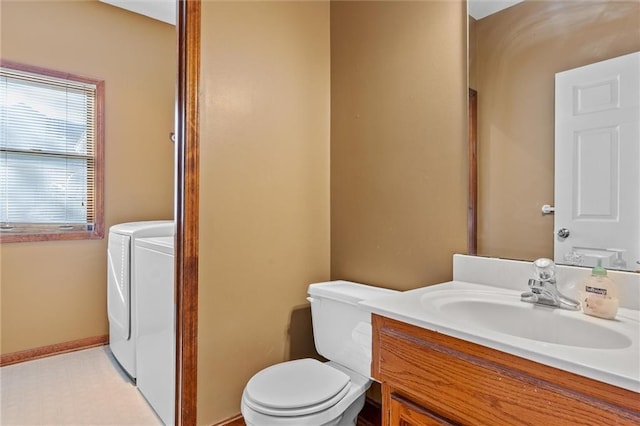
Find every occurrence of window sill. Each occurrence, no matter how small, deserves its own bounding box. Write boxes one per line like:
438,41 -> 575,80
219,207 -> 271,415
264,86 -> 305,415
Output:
0,229 -> 104,243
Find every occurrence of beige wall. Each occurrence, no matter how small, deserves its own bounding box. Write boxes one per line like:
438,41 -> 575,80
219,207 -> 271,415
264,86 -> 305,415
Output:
475,0 -> 640,261
197,1 -> 331,423
468,16 -> 477,90
331,0 -> 468,290
0,0 -> 175,354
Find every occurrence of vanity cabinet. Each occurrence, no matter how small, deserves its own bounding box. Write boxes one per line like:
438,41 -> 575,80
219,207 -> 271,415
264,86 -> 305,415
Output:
388,391 -> 457,425
372,314 -> 640,426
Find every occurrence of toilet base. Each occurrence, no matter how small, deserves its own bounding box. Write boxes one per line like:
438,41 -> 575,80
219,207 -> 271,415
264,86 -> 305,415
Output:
335,393 -> 366,426
243,393 -> 366,426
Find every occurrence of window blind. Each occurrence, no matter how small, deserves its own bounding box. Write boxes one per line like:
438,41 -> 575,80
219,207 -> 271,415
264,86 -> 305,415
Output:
0,65 -> 98,234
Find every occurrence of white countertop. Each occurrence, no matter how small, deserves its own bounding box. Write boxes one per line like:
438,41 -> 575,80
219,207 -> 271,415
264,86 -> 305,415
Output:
361,280 -> 640,393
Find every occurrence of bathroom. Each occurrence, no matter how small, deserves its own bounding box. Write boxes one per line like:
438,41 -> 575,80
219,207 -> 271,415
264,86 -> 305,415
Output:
1,0 -> 639,425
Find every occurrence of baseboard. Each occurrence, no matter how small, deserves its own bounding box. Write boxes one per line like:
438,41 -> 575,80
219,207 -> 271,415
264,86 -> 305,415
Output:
211,397 -> 381,426
212,413 -> 245,426
0,335 -> 109,367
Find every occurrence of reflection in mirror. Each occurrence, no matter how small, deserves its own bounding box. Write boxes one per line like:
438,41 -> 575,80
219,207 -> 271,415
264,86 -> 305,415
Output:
0,0 -> 177,424
468,0 -> 640,272
554,52 -> 639,271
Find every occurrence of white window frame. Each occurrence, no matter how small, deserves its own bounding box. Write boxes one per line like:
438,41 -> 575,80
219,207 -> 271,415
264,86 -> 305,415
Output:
0,60 -> 104,243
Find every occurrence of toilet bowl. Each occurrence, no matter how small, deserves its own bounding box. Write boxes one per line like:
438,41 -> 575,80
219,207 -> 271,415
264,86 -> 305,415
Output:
240,281 -> 398,426
241,360 -> 369,426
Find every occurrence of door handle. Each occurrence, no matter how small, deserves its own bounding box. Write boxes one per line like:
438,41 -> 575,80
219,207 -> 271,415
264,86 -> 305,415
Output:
557,228 -> 570,239
541,204 -> 555,215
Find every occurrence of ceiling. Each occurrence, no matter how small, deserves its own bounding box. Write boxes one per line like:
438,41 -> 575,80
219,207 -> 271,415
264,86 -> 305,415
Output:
99,0 -> 526,30
99,0 -> 175,25
468,0 -> 526,19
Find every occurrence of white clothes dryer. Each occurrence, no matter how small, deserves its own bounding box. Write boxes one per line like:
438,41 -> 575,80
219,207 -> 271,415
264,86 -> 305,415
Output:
107,220 -> 174,379
135,236 -> 175,425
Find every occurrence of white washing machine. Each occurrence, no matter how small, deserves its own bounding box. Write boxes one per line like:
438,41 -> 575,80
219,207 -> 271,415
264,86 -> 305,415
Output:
107,220 -> 174,379
135,236 -> 175,425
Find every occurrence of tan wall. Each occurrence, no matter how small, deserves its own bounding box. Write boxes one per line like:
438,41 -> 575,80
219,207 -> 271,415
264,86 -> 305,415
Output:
197,1 -> 330,423
330,0 -> 468,290
468,16 -> 477,90
475,0 -> 640,261
0,0 -> 175,354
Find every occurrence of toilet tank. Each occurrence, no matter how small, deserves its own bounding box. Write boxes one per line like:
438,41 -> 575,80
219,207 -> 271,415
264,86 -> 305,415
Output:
307,281 -> 398,377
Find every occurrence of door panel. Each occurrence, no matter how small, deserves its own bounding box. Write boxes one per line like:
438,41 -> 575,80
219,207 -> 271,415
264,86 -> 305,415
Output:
555,52 -> 640,270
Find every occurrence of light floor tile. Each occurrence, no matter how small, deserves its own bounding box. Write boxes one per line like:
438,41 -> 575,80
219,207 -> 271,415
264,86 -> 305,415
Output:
0,346 -> 163,426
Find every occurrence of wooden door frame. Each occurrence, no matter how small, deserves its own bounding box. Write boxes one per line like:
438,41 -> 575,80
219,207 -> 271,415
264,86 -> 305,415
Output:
175,0 -> 200,424
468,88 -> 477,255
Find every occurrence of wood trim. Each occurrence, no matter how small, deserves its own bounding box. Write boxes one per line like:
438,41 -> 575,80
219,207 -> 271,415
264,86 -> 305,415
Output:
0,59 -> 104,86
175,0 -> 200,425
0,230 -> 104,243
390,393 -> 456,425
211,414 -> 245,426
0,335 -> 108,367
468,88 -> 478,255
93,76 -> 106,241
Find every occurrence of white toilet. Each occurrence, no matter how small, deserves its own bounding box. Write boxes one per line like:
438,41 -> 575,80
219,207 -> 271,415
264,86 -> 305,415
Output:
241,281 -> 398,426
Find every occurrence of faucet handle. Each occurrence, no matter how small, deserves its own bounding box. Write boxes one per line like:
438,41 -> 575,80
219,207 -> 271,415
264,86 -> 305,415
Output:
528,278 -> 547,294
528,278 -> 540,292
533,258 -> 556,282
524,260 -> 580,310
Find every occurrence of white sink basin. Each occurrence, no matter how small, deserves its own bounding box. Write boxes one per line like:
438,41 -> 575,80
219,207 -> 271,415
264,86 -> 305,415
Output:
361,281 -> 640,393
422,290 -> 632,349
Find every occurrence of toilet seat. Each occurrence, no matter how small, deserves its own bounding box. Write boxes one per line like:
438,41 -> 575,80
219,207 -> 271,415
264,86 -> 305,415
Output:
244,359 -> 351,417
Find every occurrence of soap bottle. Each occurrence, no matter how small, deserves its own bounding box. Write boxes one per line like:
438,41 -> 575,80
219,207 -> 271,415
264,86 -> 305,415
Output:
580,259 -> 619,320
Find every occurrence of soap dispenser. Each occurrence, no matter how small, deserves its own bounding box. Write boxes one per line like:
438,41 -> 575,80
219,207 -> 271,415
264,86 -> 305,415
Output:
580,258 -> 619,320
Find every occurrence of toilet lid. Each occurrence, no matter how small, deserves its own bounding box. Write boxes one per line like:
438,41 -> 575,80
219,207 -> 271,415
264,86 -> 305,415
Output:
244,359 -> 351,417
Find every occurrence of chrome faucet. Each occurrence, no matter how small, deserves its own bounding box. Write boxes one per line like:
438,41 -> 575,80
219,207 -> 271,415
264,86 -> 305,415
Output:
521,258 -> 580,310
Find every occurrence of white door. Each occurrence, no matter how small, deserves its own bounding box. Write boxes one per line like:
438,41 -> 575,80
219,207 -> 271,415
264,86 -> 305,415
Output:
555,52 -> 640,270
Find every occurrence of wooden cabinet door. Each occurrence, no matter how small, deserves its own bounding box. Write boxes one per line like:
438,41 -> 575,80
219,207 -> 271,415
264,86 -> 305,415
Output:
389,393 -> 458,426
373,315 -> 640,425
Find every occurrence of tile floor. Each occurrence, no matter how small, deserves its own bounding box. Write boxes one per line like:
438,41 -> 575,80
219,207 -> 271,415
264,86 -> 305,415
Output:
0,346 -> 162,425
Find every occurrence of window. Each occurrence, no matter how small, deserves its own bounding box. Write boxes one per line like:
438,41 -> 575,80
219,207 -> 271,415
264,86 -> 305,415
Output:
0,61 -> 104,242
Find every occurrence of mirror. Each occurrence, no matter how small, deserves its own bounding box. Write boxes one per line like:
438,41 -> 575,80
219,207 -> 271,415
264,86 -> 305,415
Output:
0,0 -> 178,424
468,0 -> 640,272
